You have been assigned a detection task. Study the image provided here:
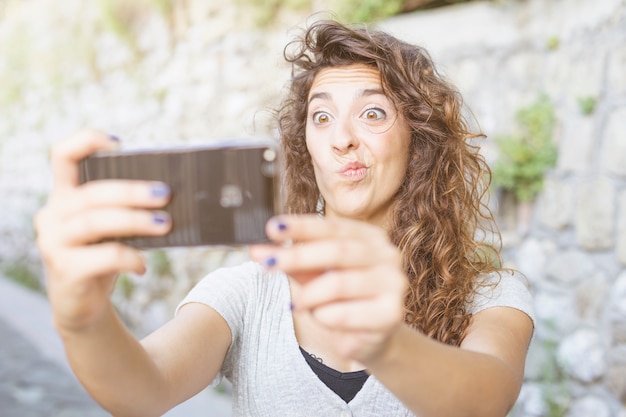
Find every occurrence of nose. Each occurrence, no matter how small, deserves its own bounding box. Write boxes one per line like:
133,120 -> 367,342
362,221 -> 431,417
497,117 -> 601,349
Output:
332,116 -> 360,154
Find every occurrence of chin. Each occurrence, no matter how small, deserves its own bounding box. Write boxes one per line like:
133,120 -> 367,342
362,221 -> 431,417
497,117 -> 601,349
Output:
333,206 -> 374,221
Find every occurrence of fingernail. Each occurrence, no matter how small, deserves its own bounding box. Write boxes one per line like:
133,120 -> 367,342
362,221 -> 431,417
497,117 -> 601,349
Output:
289,302 -> 295,311
152,212 -> 170,224
151,183 -> 170,198
109,134 -> 120,142
277,221 -> 287,231
264,256 -> 277,267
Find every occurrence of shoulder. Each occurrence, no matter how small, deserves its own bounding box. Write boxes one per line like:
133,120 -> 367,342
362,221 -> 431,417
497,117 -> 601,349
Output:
176,260 -> 289,340
176,261 -> 286,314
181,261 -> 260,297
469,270 -> 536,326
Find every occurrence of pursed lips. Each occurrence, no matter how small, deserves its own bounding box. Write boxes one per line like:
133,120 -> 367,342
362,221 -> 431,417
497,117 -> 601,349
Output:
339,161 -> 368,181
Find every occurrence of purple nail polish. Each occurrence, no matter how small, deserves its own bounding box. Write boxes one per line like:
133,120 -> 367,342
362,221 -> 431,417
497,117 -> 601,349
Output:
151,183 -> 170,198
289,302 -> 295,311
277,221 -> 287,231
265,256 -> 277,267
152,212 -> 169,224
109,134 -> 120,142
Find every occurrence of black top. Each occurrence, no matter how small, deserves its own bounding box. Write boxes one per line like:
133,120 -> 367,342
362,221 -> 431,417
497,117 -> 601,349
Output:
299,347 -> 370,403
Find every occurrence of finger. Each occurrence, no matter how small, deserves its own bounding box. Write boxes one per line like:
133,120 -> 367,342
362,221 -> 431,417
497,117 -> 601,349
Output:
60,208 -> 172,246
50,129 -> 120,191
294,268 -> 406,310
309,297 -> 404,332
324,331 -> 383,365
249,242 -> 325,281
248,243 -> 275,257
250,240 -> 355,272
264,215 -> 388,244
53,180 -> 171,219
250,238 -> 398,274
49,243 -> 147,281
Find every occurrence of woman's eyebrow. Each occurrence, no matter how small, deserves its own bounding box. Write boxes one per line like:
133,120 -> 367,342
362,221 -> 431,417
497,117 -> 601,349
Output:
360,88 -> 385,97
309,88 -> 385,104
308,91 -> 330,104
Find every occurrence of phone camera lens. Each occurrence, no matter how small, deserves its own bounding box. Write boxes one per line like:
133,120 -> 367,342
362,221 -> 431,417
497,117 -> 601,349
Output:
263,148 -> 276,162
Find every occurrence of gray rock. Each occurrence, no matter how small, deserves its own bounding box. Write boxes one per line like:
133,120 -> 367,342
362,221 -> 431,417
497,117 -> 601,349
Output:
514,383 -> 546,416
605,361 -> 626,403
575,273 -> 609,321
545,250 -> 596,287
557,328 -> 608,383
515,238 -> 558,284
607,42 -> 626,96
566,395 -> 611,417
618,192 -> 626,266
534,291 -> 579,339
575,177 -> 616,250
603,107 -> 626,177
537,177 -> 574,230
610,271 -> 626,319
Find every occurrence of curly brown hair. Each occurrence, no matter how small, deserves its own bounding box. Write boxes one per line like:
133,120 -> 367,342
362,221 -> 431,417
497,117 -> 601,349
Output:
277,19 -> 502,346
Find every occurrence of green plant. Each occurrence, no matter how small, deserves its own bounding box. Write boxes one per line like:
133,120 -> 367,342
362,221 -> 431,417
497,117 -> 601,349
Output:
0,26 -> 29,109
96,0 -> 141,57
148,249 -> 173,277
507,321 -> 571,417
546,35 -> 560,51
577,96 -> 597,115
148,0 -> 174,18
235,0 -> 491,25
534,320 -> 573,417
334,0 -> 404,23
148,0 -> 177,35
234,0 -> 431,26
2,260 -> 42,292
0,77 -> 22,109
117,273 -> 136,299
235,0 -> 310,27
540,338 -> 570,417
492,94 -> 557,203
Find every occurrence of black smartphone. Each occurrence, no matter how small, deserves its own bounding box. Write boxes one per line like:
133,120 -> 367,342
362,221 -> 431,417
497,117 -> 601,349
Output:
78,141 -> 282,248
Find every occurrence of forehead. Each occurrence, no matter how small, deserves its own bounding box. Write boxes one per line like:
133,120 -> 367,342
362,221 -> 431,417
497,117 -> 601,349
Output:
309,65 -> 383,97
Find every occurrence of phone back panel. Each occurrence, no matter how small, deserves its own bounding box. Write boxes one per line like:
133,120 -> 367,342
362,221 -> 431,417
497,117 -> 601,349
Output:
78,143 -> 281,248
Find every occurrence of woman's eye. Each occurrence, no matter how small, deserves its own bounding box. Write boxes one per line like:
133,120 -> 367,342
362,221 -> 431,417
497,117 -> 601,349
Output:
362,108 -> 386,121
313,111 -> 332,124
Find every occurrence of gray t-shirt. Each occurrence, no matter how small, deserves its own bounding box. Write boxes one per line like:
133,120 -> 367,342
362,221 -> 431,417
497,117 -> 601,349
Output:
177,261 -> 534,417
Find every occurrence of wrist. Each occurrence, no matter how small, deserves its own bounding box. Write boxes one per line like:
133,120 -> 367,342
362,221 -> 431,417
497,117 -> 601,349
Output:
363,323 -> 410,371
54,302 -> 118,339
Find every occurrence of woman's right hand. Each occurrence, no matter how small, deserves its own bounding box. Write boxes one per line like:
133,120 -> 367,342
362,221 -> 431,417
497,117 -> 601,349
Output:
34,130 -> 172,333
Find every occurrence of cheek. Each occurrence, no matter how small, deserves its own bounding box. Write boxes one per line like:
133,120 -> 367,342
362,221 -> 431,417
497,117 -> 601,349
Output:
304,138 -> 318,167
380,141 -> 410,184
304,124 -> 318,157
304,133 -> 328,171
389,159 -> 408,187
304,142 -> 325,186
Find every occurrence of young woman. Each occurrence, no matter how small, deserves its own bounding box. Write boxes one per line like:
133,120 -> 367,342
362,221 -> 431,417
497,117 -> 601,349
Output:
35,19 -> 534,417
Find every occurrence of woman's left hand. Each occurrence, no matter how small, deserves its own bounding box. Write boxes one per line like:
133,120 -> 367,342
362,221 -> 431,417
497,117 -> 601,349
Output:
249,214 -> 408,365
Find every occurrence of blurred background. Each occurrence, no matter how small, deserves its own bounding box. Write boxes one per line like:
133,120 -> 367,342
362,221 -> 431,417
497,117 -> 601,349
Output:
0,0 -> 625,416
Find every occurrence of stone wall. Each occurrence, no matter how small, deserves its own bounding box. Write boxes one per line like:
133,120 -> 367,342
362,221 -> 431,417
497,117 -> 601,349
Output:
378,1 -> 626,416
0,0 -> 625,415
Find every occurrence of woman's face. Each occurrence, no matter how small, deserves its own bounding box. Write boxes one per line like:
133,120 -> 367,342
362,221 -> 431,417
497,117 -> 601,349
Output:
305,64 -> 412,227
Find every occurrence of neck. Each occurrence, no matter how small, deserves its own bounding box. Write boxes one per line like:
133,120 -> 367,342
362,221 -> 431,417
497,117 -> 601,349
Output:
325,204 -> 394,231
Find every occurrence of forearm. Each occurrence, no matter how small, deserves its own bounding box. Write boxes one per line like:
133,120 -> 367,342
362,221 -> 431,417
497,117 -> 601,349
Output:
365,324 -> 521,417
58,304 -> 169,417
